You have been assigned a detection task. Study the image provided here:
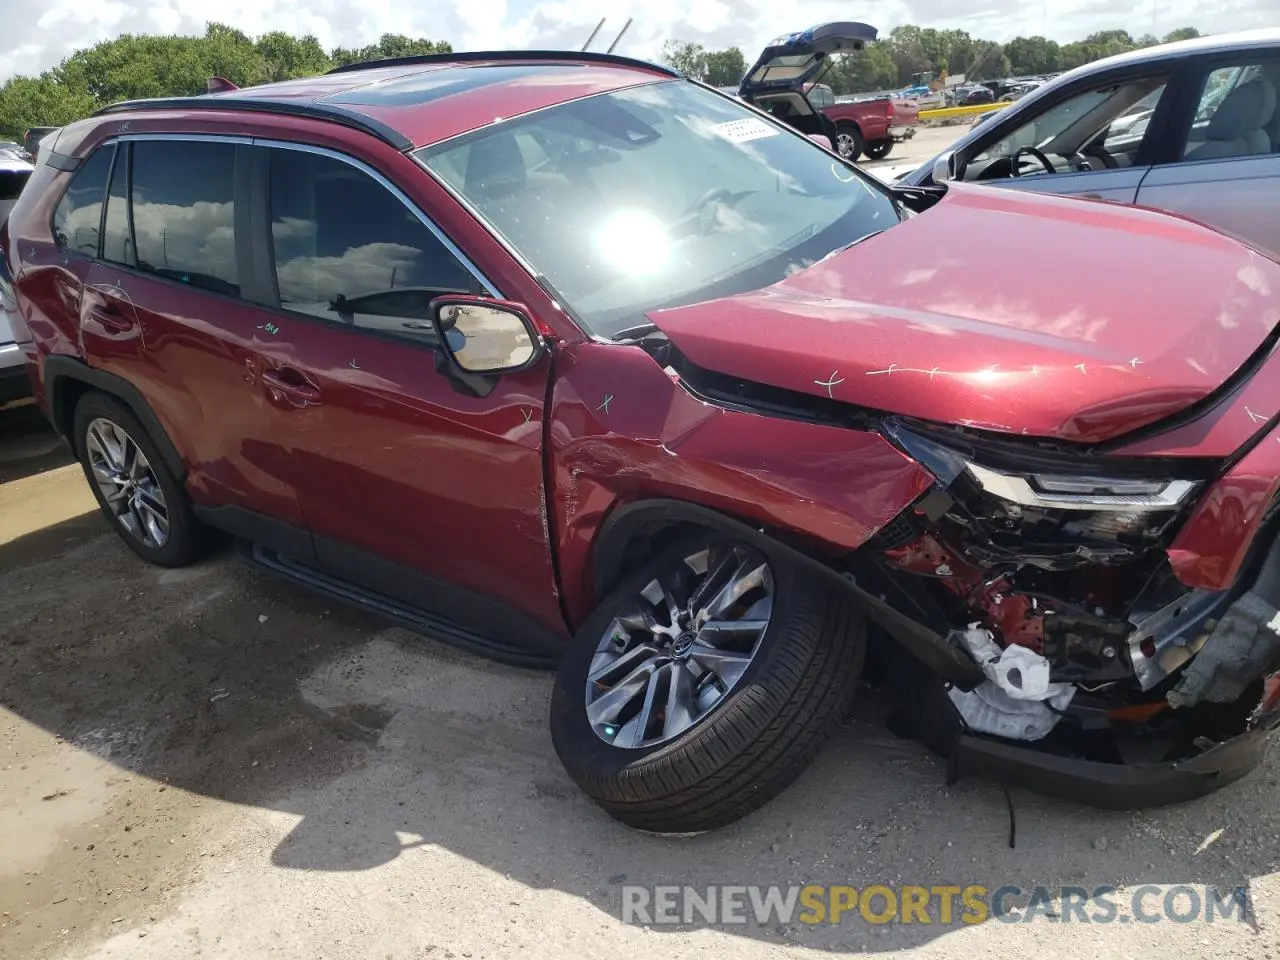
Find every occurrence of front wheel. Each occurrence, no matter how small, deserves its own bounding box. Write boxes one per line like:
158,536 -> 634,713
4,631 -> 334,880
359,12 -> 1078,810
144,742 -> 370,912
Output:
864,139 -> 893,160
550,536 -> 866,833
834,123 -> 864,162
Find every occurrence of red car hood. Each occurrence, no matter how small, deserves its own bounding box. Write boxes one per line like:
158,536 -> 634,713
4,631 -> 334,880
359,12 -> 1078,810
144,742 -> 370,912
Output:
648,183 -> 1280,442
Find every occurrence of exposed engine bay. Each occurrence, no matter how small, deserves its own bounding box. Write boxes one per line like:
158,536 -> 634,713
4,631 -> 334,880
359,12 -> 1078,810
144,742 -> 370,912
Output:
857,419 -> 1280,769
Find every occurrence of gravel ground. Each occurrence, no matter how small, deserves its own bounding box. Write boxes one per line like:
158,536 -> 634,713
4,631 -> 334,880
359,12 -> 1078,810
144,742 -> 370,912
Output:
3,191 -> 1280,960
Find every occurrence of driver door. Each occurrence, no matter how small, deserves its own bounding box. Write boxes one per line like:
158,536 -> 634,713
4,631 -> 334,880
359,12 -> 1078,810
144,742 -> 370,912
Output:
962,69 -> 1176,203
247,141 -> 565,639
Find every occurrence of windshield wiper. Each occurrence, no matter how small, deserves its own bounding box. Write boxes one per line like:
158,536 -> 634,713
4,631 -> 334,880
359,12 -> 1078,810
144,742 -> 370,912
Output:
611,321 -> 663,342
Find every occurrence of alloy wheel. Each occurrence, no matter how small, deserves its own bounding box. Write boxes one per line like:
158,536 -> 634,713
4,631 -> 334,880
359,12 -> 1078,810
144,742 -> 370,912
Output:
585,543 -> 773,749
85,417 -> 170,548
835,133 -> 858,158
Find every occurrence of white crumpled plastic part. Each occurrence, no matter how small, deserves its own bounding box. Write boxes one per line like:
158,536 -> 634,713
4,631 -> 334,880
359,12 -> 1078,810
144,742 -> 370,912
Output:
948,624 -> 1077,741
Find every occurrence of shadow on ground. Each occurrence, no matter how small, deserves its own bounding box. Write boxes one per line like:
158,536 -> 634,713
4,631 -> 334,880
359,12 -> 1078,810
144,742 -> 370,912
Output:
0,415 -> 1276,956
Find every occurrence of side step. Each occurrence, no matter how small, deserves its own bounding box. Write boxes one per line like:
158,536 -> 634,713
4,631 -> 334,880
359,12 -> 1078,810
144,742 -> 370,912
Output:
242,543 -> 559,670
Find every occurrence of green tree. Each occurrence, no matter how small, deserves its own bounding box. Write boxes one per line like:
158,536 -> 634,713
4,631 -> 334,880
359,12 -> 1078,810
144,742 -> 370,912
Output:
660,40 -> 708,79
703,47 -> 746,87
0,76 -> 96,138
1163,27 -> 1201,43
257,31 -> 332,81
1005,35 -> 1060,75
330,33 -> 451,67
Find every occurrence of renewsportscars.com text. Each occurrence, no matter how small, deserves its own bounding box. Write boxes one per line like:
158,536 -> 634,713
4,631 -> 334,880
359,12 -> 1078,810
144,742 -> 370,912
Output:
620,884 -> 1251,926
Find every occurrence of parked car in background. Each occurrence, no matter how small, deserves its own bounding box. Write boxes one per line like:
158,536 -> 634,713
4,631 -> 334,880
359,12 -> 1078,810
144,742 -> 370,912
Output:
0,146 -> 33,406
22,127 -> 58,160
735,23 -> 917,160
804,82 -> 918,160
900,28 -> 1280,258
7,46 -> 1280,834
953,85 -> 995,105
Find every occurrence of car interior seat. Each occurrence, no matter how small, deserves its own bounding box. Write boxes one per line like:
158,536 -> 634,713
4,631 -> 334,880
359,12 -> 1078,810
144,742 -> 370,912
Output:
1186,78 -> 1277,160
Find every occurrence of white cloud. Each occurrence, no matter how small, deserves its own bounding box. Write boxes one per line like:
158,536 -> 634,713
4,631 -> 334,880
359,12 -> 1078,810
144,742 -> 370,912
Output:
0,0 -> 1275,82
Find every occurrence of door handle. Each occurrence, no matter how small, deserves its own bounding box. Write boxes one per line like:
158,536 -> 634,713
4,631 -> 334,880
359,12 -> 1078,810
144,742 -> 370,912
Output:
88,302 -> 134,333
262,368 -> 323,405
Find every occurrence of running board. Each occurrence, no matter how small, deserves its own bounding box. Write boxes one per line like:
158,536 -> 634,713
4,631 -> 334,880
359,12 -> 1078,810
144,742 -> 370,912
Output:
242,543 -> 559,669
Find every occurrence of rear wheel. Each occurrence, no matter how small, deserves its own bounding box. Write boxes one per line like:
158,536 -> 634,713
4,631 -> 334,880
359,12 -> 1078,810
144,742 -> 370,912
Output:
834,123 -> 864,161
73,391 -> 208,567
550,536 -> 867,832
864,139 -> 893,160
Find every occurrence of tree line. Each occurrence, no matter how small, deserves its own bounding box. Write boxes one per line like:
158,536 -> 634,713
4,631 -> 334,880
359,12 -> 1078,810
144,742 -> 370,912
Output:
0,21 -> 1207,139
661,25 -> 1204,94
0,23 -> 450,138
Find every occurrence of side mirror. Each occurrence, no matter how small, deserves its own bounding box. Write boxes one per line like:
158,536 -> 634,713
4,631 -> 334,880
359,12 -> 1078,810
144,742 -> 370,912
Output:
429,296 -> 543,386
807,132 -> 834,150
932,150 -> 959,183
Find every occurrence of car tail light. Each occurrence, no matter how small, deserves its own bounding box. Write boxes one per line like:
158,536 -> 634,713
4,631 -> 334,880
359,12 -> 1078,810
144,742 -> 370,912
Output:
886,100 -> 895,119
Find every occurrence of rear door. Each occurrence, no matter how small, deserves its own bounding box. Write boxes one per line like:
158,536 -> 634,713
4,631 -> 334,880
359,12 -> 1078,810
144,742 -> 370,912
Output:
90,136 -> 308,548
1135,52 -> 1280,259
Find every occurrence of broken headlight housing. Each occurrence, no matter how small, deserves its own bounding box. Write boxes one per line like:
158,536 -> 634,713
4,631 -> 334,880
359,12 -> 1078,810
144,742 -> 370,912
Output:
878,418 -> 1218,570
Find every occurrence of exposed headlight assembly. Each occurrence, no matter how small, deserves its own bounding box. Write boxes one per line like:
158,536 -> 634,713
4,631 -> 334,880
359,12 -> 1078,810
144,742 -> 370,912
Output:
880,418 -> 1210,513
963,463 -> 1198,512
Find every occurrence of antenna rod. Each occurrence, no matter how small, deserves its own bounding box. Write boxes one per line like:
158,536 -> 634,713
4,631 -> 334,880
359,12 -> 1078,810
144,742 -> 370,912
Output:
606,18 -> 633,53
581,18 -> 606,51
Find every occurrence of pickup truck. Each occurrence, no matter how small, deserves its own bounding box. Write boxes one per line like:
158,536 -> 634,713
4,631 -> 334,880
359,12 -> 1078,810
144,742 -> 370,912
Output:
805,82 -> 918,160
735,23 -> 918,161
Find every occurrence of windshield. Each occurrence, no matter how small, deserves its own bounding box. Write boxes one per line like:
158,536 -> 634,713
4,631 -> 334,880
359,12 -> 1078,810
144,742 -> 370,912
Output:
416,80 -> 901,338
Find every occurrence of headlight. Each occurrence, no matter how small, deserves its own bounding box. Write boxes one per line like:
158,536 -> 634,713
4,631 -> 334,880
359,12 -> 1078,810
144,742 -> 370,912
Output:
963,462 -> 1197,512
881,418 -> 1209,513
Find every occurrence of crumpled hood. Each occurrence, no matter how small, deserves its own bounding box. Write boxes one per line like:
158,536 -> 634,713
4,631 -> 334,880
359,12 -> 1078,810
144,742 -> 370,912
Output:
648,182 -> 1280,442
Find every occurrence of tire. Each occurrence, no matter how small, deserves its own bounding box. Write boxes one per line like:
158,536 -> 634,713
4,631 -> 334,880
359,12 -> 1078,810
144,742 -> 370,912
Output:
550,536 -> 867,832
834,123 -> 864,162
73,391 -> 208,567
864,139 -> 893,160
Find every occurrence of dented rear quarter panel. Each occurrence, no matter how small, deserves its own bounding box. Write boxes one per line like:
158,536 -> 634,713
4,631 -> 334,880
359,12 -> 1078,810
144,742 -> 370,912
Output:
549,341 -> 934,626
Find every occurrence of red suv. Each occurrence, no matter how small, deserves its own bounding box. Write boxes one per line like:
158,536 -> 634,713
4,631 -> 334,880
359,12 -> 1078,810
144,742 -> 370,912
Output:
6,47 -> 1280,833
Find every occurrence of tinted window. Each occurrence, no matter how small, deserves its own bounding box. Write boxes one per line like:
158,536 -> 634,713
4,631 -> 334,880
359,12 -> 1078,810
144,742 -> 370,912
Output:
1181,62 -> 1280,160
130,140 -> 238,296
267,147 -> 479,345
102,145 -> 134,266
52,145 -> 113,256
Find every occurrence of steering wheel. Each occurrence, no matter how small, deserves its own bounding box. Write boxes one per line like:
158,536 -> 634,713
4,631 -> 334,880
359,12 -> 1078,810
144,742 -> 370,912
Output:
1011,145 -> 1057,177
1080,144 -> 1119,169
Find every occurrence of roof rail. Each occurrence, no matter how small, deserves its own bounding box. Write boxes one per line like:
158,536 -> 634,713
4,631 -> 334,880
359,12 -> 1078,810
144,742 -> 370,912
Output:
92,97 -> 414,152
327,49 -> 680,78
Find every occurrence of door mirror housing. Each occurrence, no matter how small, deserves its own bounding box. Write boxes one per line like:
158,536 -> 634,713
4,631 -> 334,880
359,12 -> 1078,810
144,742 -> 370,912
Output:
429,296 -> 543,375
807,132 -> 834,149
932,150 -> 959,183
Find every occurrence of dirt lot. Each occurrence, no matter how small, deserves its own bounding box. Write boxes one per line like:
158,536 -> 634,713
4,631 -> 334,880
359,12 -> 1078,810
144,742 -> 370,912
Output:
2,266 -> 1279,958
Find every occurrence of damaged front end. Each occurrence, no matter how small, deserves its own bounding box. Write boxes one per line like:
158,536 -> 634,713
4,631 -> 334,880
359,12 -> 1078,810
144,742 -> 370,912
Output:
857,418 -> 1280,807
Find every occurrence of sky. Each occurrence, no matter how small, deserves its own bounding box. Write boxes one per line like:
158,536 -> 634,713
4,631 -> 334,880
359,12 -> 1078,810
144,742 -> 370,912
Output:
0,0 -> 1276,83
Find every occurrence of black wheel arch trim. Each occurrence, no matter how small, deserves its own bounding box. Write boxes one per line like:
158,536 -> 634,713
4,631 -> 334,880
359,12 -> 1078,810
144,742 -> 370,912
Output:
592,498 -> 984,691
43,355 -> 187,482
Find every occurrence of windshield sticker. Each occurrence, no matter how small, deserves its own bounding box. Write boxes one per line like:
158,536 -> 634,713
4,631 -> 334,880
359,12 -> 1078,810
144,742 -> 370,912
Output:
710,118 -> 779,143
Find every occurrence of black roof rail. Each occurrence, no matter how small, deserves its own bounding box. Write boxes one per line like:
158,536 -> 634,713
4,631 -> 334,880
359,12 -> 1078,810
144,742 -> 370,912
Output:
92,97 -> 414,152
327,49 -> 681,78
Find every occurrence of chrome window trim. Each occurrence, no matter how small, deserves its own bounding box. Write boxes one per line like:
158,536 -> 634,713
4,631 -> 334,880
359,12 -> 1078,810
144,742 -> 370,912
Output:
103,132 -> 501,299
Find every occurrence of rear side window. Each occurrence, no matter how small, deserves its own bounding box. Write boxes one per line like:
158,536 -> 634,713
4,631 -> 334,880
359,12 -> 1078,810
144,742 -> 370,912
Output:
266,147 -> 479,345
52,145 -> 113,256
129,140 -> 238,296
102,145 -> 134,266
